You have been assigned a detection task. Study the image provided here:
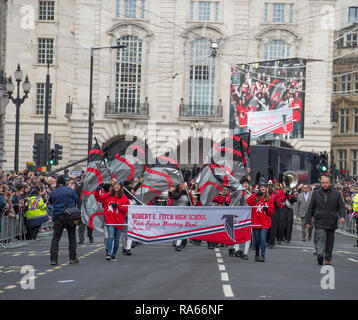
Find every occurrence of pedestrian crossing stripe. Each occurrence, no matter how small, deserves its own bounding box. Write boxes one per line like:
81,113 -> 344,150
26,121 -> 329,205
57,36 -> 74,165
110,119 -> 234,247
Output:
4,285 -> 16,290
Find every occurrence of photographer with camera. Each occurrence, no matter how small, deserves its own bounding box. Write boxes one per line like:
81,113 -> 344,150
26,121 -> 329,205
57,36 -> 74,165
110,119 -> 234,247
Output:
49,175 -> 79,266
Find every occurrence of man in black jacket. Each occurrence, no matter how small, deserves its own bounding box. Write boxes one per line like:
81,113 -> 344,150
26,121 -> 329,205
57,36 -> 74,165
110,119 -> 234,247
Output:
49,175 -> 79,265
306,175 -> 345,265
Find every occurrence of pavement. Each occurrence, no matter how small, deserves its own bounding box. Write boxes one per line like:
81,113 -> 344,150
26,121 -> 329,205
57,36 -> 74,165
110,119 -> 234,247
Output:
0,222 -> 357,300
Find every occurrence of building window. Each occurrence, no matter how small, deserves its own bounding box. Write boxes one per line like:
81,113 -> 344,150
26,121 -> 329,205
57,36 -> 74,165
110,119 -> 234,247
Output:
344,33 -> 358,47
190,1 -> 194,20
333,76 -> 337,95
198,1 -> 211,21
272,3 -> 285,23
337,149 -> 347,171
264,40 -> 291,60
37,38 -> 54,64
352,150 -> 358,176
264,3 -> 269,22
354,109 -> 358,133
349,7 -> 358,23
189,38 -> 216,116
355,73 -> 358,94
118,0 -> 144,19
115,35 -> 142,113
39,1 -> 55,21
264,3 -> 294,23
141,0 -> 145,19
36,83 -> 53,115
339,109 -> 349,134
215,2 -> 219,21
190,1 -> 220,21
340,74 -> 351,95
116,0 -> 120,17
124,0 -> 137,18
289,4 -> 294,23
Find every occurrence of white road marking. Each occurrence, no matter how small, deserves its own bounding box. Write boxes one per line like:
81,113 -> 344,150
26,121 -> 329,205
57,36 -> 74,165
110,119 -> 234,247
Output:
223,284 -> 234,297
218,264 -> 226,271
4,285 -> 16,290
215,249 -> 234,298
221,272 -> 229,281
347,258 -> 358,263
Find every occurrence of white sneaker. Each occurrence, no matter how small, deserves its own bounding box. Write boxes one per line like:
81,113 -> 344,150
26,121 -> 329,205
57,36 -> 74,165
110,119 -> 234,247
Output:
105,255 -> 111,261
111,255 -> 117,262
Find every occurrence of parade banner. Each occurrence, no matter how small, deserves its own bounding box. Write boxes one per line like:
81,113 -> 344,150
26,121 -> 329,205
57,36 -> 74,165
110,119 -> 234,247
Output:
128,206 -> 252,245
247,108 -> 294,138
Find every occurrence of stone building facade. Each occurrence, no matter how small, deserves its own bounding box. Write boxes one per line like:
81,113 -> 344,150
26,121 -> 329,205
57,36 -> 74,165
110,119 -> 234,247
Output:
0,0 -> 9,165
331,23 -> 358,177
2,0 -> 336,171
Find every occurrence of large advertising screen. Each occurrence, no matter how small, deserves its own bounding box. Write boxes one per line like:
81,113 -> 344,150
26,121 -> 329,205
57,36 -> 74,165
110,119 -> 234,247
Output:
229,58 -> 306,140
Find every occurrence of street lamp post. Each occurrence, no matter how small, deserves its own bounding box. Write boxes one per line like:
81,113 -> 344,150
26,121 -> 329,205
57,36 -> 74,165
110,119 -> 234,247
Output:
6,64 -> 31,173
88,45 -> 126,156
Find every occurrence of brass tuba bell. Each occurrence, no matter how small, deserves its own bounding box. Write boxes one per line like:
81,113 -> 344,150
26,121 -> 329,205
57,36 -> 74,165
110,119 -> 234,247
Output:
283,171 -> 298,188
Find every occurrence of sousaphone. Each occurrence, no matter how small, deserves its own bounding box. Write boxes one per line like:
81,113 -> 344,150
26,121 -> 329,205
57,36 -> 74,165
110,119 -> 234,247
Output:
283,171 -> 298,189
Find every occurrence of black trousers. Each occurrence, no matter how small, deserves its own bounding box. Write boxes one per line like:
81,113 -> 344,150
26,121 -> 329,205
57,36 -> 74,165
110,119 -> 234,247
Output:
277,207 -> 293,241
267,208 -> 279,245
277,207 -> 288,242
50,214 -> 77,262
25,226 -> 40,240
78,222 -> 93,242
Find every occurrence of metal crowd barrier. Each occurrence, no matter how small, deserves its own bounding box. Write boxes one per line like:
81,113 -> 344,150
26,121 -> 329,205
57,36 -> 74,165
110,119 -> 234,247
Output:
338,211 -> 357,236
0,214 -> 27,249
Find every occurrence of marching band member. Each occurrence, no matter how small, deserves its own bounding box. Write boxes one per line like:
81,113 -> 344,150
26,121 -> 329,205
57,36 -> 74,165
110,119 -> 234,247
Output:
247,179 -> 274,262
95,180 -> 129,262
122,180 -> 142,256
169,183 -> 193,251
212,188 -> 231,250
232,176 -> 251,260
191,190 -> 202,246
267,180 -> 284,248
276,182 -> 289,245
280,187 -> 297,244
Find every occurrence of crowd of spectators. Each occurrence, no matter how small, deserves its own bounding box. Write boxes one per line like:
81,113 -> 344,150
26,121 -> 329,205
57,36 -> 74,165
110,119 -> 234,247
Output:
0,168 -> 85,241
294,179 -> 357,214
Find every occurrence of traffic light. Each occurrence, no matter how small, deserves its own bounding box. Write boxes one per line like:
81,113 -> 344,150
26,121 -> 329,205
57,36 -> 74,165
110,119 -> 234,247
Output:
320,151 -> 329,174
49,149 -> 56,166
32,143 -> 41,165
54,144 -> 63,165
102,145 -> 109,163
340,168 -> 347,178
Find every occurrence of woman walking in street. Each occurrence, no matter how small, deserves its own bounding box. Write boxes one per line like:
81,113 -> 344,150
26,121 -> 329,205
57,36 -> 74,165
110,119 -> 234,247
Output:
95,180 -> 129,262
247,179 -> 274,262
